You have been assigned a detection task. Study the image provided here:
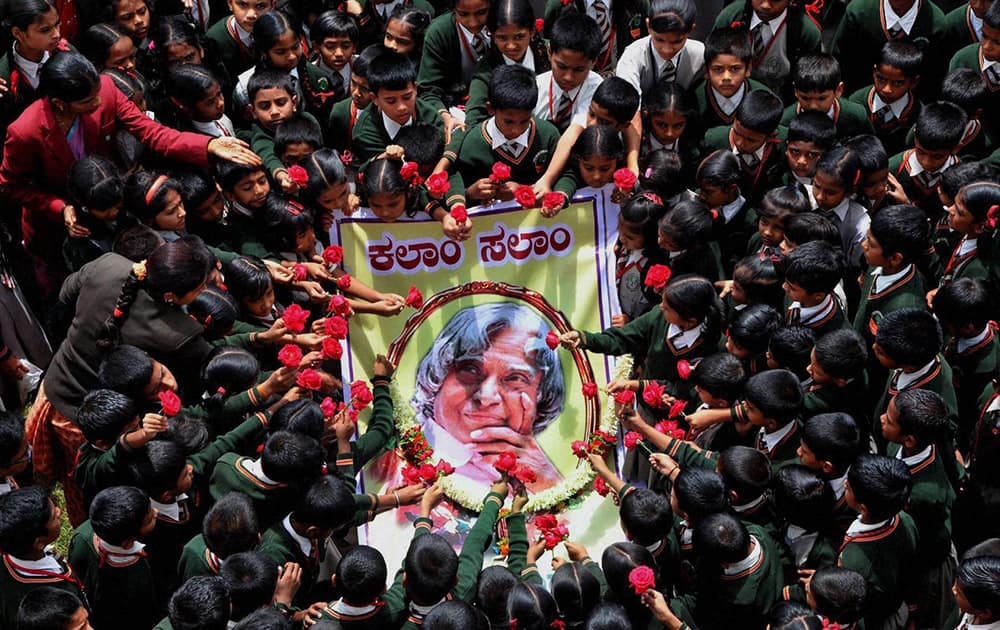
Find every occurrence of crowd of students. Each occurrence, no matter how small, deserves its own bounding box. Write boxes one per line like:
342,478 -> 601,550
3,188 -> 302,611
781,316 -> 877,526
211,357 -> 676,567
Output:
0,0 -> 998,627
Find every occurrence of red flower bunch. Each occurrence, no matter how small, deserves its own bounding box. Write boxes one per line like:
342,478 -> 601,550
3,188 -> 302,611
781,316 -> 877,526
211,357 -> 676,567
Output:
535,18 -> 544,31
426,172 -> 450,197
642,381 -> 666,408
321,337 -> 343,360
668,398 -> 687,419
571,440 -> 589,458
676,360 -> 692,380
514,185 -> 536,208
655,419 -> 686,440
450,204 -> 468,223
324,316 -> 349,339
297,369 -> 323,390
628,566 -> 656,595
572,430 -> 617,458
350,380 -> 373,408
582,382 -> 598,398
158,390 -> 182,417
292,264 -> 308,281
287,165 -> 309,187
613,168 -> 637,192
320,397 -> 337,417
399,426 -> 434,463
644,264 -> 672,290
336,274 -> 352,290
545,330 -> 560,350
328,294 -> 351,317
322,245 -> 343,265
593,476 -> 610,496
405,285 -> 424,308
282,304 -> 310,333
495,451 -> 518,474
623,431 -> 643,449
435,459 -> 455,477
277,344 -> 303,368
534,514 -> 570,549
542,192 -> 566,212
490,162 -> 511,183
400,161 -> 423,186
614,390 -> 636,405
340,150 -> 354,166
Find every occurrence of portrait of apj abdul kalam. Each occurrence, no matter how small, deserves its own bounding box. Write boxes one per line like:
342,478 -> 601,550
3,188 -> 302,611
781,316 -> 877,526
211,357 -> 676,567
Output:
411,302 -> 567,492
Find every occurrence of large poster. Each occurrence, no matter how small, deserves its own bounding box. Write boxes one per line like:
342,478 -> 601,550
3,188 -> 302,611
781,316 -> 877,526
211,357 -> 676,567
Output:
337,194 -> 626,573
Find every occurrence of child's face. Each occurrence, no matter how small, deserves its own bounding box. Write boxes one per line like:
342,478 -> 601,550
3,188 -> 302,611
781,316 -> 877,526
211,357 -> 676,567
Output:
143,359 -> 178,399
657,227 -> 679,252
175,463 -> 195,495
267,30 -> 302,72
617,217 -> 646,250
384,18 -> 416,57
106,36 -> 137,71
193,81 -> 226,122
698,183 -> 737,208
948,194 -> 982,235
649,110 -> 687,144
67,606 -> 91,630
751,0 -> 790,21
873,63 -> 916,104
794,88 -> 841,114
982,22 -> 1000,61
796,438 -> 823,472
952,581 -> 979,616
228,0 -> 273,33
786,140 -> 823,179
549,48 -> 595,93
89,203 -> 122,223
861,167 -> 889,206
243,284 -> 275,319
811,170 -> 848,211
707,54 -> 748,98
805,348 -> 835,386
648,26 -> 688,62
166,41 -> 203,65
41,499 -> 62,546
879,397 -> 904,445
493,107 -> 532,142
251,87 -> 296,131
350,72 -> 372,109
280,142 -> 315,166
316,181 -> 349,211
139,506 -> 158,538
731,279 -> 748,304
731,120 -> 767,154
871,341 -> 898,370
779,237 -> 796,255
369,192 -> 408,221
586,102 -> 625,131
492,24 -> 532,61
913,137 -> 953,173
658,296 -> 696,328
228,170 -> 271,208
861,229 -> 891,268
295,226 -> 317,255
743,399 -> 767,427
194,186 -> 226,223
318,35 -> 355,71
579,155 -> 617,189
782,279 -> 812,304
154,190 -> 187,232
757,215 -> 784,247
454,0 -> 490,33
114,0 -> 150,42
725,336 -> 751,360
12,7 -> 61,54
372,83 -> 416,126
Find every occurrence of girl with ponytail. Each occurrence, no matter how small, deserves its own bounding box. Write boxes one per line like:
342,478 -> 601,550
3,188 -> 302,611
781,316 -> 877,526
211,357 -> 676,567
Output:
194,346 -> 298,434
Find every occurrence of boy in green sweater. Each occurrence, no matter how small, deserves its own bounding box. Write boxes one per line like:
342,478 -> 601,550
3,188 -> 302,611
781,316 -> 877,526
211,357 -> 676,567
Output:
177,493 -> 260,582
743,369 -> 804,472
796,412 -> 863,535
782,241 -> 848,338
780,54 -> 874,142
847,41 -> 923,156
804,330 -> 870,425
15,588 -> 91,630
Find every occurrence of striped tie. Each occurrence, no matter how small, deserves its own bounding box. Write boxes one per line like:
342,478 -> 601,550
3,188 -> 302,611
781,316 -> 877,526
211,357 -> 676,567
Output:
750,22 -> 768,58
593,0 -> 611,65
660,58 -> 676,84
554,92 -> 573,131
471,31 -> 488,61
985,65 -> 1000,90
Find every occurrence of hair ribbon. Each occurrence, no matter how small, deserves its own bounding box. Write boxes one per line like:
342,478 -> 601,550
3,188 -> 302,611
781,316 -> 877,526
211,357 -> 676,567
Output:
145,175 -> 170,205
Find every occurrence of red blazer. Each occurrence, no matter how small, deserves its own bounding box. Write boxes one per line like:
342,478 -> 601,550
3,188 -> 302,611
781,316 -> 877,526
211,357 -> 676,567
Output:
0,75 -> 212,255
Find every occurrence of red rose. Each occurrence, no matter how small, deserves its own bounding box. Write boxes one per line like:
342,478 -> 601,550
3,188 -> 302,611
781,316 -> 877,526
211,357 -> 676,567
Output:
514,185 -> 536,208
282,304 -> 310,333
676,359 -> 692,380
623,431 -> 642,449
320,397 -> 337,417
545,330 -> 560,350
560,0 -> 570,5
322,245 -> 343,265
426,172 -> 450,197
435,460 -> 455,477
654,420 -> 677,435
668,398 -> 687,419
277,344 -> 303,368
542,191 -> 565,211
535,18 -> 544,31
450,204 -> 468,223
340,150 -> 354,166
328,294 -> 351,316
571,440 -> 589,458
582,382 -> 598,398
400,161 -> 421,184
593,476 -> 610,496
543,531 -> 563,549
292,264 -> 308,281
495,451 -> 518,473
321,337 -> 343,360
512,465 -> 537,484
420,463 -> 438,482
628,566 -> 656,595
347,408 -> 359,423
614,390 -> 636,405
405,285 -> 424,309
642,380 -> 666,408
336,274 -> 352,290
350,380 -> 373,408
288,165 -> 309,187
402,465 -> 422,484
613,168 -> 638,192
158,390 -> 182,417
490,162 -> 511,183
297,368 -> 323,390
324,316 -> 349,339
534,514 -> 558,530
644,264 -> 672,290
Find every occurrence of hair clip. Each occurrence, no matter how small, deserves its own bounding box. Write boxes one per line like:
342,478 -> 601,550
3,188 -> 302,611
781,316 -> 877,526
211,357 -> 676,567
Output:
204,314 -> 213,326
287,199 -> 304,216
853,169 -> 861,187
144,174 -> 170,205
642,192 -> 663,205
644,166 -> 653,178
216,386 -> 226,395
986,204 -> 1000,229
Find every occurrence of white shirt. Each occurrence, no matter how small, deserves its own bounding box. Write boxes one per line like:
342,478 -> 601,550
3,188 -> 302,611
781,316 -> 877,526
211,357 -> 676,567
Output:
486,116 -> 530,152
846,515 -> 891,538
585,0 -> 613,19
958,327 -> 991,354
653,44 -> 683,78
191,115 -> 236,138
282,514 -> 314,558
534,70 -> 603,128
958,236 -> 979,257
9,547 -> 63,573
906,149 -> 957,178
733,494 -> 767,514
667,322 -> 705,350
502,51 -> 534,72
720,195 -> 746,224
971,11 -> 984,41
329,600 -> 381,617
712,83 -> 745,117
230,16 -> 253,48
895,443 -> 933,467
749,8 -> 787,38
785,524 -> 820,566
723,536 -> 762,576
151,494 -> 188,521
245,457 -> 281,485
733,142 -> 765,164
12,46 -> 49,89
382,111 -> 413,140
0,477 -> 11,495
374,0 -> 402,19
896,358 -> 937,390
829,470 -> 849,501
956,613 -> 1000,629
872,91 -> 911,120
96,538 -> 147,565
789,294 -> 835,327
759,420 -> 797,454
872,263 -> 913,293
883,0 -> 920,36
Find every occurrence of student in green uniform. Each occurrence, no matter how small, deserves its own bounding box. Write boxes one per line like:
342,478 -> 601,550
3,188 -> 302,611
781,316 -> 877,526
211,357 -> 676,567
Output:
696,150 -> 754,274
747,186 -> 811,257
953,555 -> 1000,630
880,389 -> 962,628
839,454 -> 919,630
949,2 -> 1000,134
782,241 -> 848,337
694,28 -> 769,132
206,0 -> 274,76
793,567 -> 868,628
327,44 -> 379,153
725,304 -> 781,377
889,101 -> 968,216
313,545 -> 408,627
532,14 -> 603,134
310,11 -> 359,106
941,68 -> 996,160
619,486 -> 674,576
795,414 -> 864,538
743,369 -> 804,472
782,111 -> 835,189
944,0 -> 993,55
274,116 -> 322,167
177,492 -> 260,582
220,550 -> 298,625
542,0 -> 649,74
213,161 -> 272,260
353,0 -> 436,52
772,464 -> 838,579
68,485 -> 159,629
935,181 -> 1000,291
15,588 -> 92,630
932,161 -> 996,270
803,330 -> 870,426
781,55 -> 874,143
849,42 -> 923,158
657,199 -> 727,283
154,575 -> 230,630
953,381 -> 1000,549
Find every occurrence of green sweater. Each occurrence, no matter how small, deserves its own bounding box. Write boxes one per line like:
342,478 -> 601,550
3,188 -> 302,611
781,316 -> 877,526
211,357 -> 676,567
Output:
887,443 -> 957,566
176,534 -> 222,583
250,111 -> 322,177
351,100 -> 445,167
945,328 -> 1000,450
0,551 -> 88,629
701,124 -> 787,202
452,117 -> 560,193
780,99 -> 874,143
853,264 -> 925,347
847,86 -> 921,156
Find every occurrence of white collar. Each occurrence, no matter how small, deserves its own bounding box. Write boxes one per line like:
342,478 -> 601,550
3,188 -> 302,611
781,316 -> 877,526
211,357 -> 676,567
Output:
229,16 -> 253,46
96,537 -> 147,565
732,494 -> 767,513
550,76 -> 582,103
883,0 -> 919,35
872,91 -> 911,119
733,142 -> 765,162
749,8 -> 787,33
381,111 -> 413,140
719,195 -> 746,223
971,11 -> 984,41
958,613 -> 1000,629
896,357 -> 938,390
12,46 -> 49,88
958,236 -> 979,257
906,150 -> 956,177
846,515 -> 891,538
652,43 -> 683,72
190,115 -> 235,138
502,51 -> 534,71
410,597 -> 447,616
230,201 -> 254,218
151,494 -> 188,521
785,523 -> 812,541
712,83 -> 745,117
829,470 -> 849,500
282,514 -> 314,558
645,539 -> 663,553
790,294 -> 835,326
722,536 -> 762,576
245,458 -> 280,485
895,443 -> 933,467
330,599 -> 380,616
9,547 -> 62,572
0,478 -> 11,495
872,263 -> 913,292
958,327 -> 991,353
374,0 -> 402,18
989,394 -> 1000,414
486,116 -> 531,150
649,134 -> 676,151
667,322 -> 705,350
759,420 -> 796,453
456,20 -> 486,44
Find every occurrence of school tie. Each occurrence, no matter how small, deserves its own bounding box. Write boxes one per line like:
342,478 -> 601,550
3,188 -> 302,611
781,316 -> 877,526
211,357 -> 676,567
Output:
471,31 -> 488,61
593,0 -> 612,64
786,306 -> 800,325
738,151 -> 760,171
985,64 -> 1000,90
554,91 -> 574,131
873,100 -> 894,123
820,209 -> 842,228
504,140 -> 523,158
660,58 -> 677,84
887,22 -> 905,39
750,22 -> 770,58
914,169 -> 939,190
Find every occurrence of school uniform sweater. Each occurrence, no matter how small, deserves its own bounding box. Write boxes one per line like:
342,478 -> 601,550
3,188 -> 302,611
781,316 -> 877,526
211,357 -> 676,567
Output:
354,0 -> 437,50
616,36 -> 706,97
205,16 -> 257,76
417,12 -> 488,113
889,148 -> 960,216
950,44 -> 1000,142
946,326 -> 1000,449
250,112 -> 322,177
939,235 -> 991,289
351,100 -> 445,167
887,443 -> 957,566
802,378 -> 871,432
701,124 -> 787,203
176,533 -> 223,583
461,44 -> 552,130
943,4 -> 984,54
543,0 -> 650,72
848,86 -> 921,156
260,515 -> 337,608
874,354 -> 960,438
0,549 -> 88,629
783,293 -> 848,338
327,96 -> 362,152
780,99 -> 875,143
853,264 -> 925,347
707,195 -> 757,274
693,78 -> 771,131
452,117 -> 560,191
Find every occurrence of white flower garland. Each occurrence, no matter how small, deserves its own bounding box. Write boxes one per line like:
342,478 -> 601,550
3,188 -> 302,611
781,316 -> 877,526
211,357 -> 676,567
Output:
389,355 -> 634,513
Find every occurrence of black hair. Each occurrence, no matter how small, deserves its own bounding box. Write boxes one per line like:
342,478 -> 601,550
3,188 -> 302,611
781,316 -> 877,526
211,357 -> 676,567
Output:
336,545 -> 387,604
744,369 -> 803,424
718,445 -> 771,501
203,492 -> 260,560
67,155 -> 125,214
16,587 -> 85,630
268,399 -> 325,441
168,414 -> 210,455
619,191 -> 666,257
783,240 -> 843,294
387,5 -> 431,58
77,389 -> 137,443
223,255 -> 272,304
90,485 -> 150,545
845,135 -> 889,172
552,561 -> 601,626
957,181 -> 1000,222
809,567 -> 867,624
97,344 -> 153,399
782,213 -> 841,250
893,389 -> 961,491
704,26 -> 752,65
728,303 -> 781,356
642,79 -> 695,120
476,565 -> 516,628
813,329 -> 867,381
958,555 -> 1000,617
673,466 -> 728,520
963,538 -> 1000,561
693,512 -> 750,564
366,49 -> 416,93
168,576 -> 230,630
772,464 -> 834,531
221,551 -> 279,621
78,23 -> 129,70
933,277 -> 993,331
126,440 -> 187,497
404,533 -> 459,604
103,66 -> 144,103
767,601 -> 819,629
620,488 -> 672,545
913,101 -> 968,151
869,204 -> 930,261
488,63 -> 537,111
2,0 -> 56,33
573,124 -> 624,165
300,148 -> 349,206
791,54 -> 841,93
874,307 -> 942,367
600,542 -> 655,625
662,275 -> 725,341
0,411 -> 26,468
987,0 -> 1000,29
736,89 -> 783,135
41,51 -> 100,103
814,146 -> 862,192
252,10 -> 302,68
200,346 -> 260,415
247,68 -> 296,104
658,199 -> 714,250
647,0 -> 695,33
787,110 -> 836,150
293,475 -> 355,530
352,42 -> 385,80
939,162 -> 1000,201
113,225 -> 162,261
395,123 -> 446,166
549,12 -> 601,58
847,454 -> 911,520
638,150 -> 688,200
732,254 -> 785,309
231,607 -> 292,630
876,40 -> 923,78
150,15 -> 205,68
176,169 -> 218,219
696,149 -> 742,189
187,286 -> 239,340
488,0 -> 536,38
768,326 -> 816,380
214,158 -> 267,192
274,115 -> 323,156
124,170 -> 183,225
941,68 -> 989,116
360,158 -> 419,216
507,582 -> 559,629
423,600 -> 489,630
584,602 -> 633,629
0,486 -> 52,557
800,412 -> 862,472
691,352 -> 747,403
592,77 -> 640,126
310,10 -> 359,45
260,430 -> 325,483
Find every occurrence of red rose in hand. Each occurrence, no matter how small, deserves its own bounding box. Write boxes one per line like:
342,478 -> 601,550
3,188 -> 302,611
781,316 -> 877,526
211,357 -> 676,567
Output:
450,204 -> 468,223
426,172 -> 450,197
628,566 -> 656,595
490,162 -> 511,183
419,463 -> 438,482
676,359 -> 692,380
668,398 -> 687,419
614,168 -> 638,192
405,285 -> 424,309
287,165 -> 309,187
545,330 -> 560,350
297,368 -> 323,390
644,264 -> 672,290
158,390 -> 181,417
435,460 -> 455,477
571,440 -> 589,458
292,264 -> 308,281
322,245 -> 343,265
614,390 -> 636,405
655,420 -> 677,435
623,431 -> 642,449
543,531 -> 563,550
350,380 -> 373,408
642,380 -> 666,408
593,476 -> 610,496
534,514 -> 558,530
512,465 -> 537,484
320,397 -> 337,417
282,304 -> 310,333
328,294 -> 351,316
324,316 -> 349,339
514,185 -> 536,208
347,408 -> 359,423
400,161 -> 421,184
336,274 -> 352,290
402,465 -> 422,484
495,451 -> 518,473
542,192 -> 565,211
582,382 -> 598,398
321,337 -> 343,360
277,344 -> 304,368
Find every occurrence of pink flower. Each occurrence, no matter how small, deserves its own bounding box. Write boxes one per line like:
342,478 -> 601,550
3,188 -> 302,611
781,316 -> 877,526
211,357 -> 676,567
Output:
350,380 -> 373,408
400,161 -> 422,185
490,162 -> 511,183
324,316 -> 349,340
297,369 -> 323,390
277,344 -> 303,368
623,431 -> 642,449
571,440 -> 589,458
336,274 -> 352,290
676,360 -> 692,380
287,165 -> 309,187
512,465 -> 537,484
328,294 -> 351,316
158,390 -> 181,416
321,337 -> 343,360
545,330 -> 560,350
642,380 -> 666,408
405,285 -> 424,309
543,531 -> 563,549
282,304 -> 310,333
613,168 -> 637,192
320,397 -> 337,417
614,390 -> 636,405
534,514 -> 558,530
426,171 -> 450,197
535,18 -> 544,31
450,204 -> 468,223
514,185 -> 536,208
582,382 -> 598,398
292,263 -> 308,281
347,408 -> 359,423
593,477 -> 609,496
495,451 -> 518,473
628,566 -> 656,594
644,264 -> 672,290
322,245 -> 343,265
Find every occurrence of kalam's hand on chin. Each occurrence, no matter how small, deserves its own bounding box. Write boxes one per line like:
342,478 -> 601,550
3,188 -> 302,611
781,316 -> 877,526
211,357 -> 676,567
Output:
469,428 -> 562,488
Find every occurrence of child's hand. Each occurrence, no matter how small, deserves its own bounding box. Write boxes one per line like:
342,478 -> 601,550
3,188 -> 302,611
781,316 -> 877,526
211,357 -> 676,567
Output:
586,451 -> 610,474
563,540 -> 589,562
297,602 -> 328,626
265,260 -> 295,284
467,177 -> 496,202
885,172 -> 911,204
527,538 -> 547,564
206,136 -> 261,167
139,413 -> 169,440
63,205 -> 91,239
532,176 -> 553,198
377,292 -> 406,307
301,281 -> 329,303
259,366 -> 297,398
611,314 -> 629,327
649,453 -> 680,478
642,590 -> 679,626
619,408 -> 645,433
274,562 -> 302,605
441,212 -> 472,241
394,483 -> 426,506
491,475 -> 509,498
441,113 -> 466,145
511,485 -> 528,513
303,262 -> 333,281
606,378 -> 635,393
925,288 -> 939,308
290,333 -> 325,352
551,555 -> 567,570
373,353 -> 396,379
383,145 -> 405,161
686,408 -> 724,432
299,351 -> 323,370
277,386 -> 307,406
344,0 -> 362,14
559,331 -> 582,349
347,193 -> 361,215
715,279 -> 734,298
798,568 -> 816,586
498,181 -> 519,201
368,297 -> 406,317
420,483 -> 444,516
0,353 -> 27,381
275,170 -> 299,195
328,412 -> 356,443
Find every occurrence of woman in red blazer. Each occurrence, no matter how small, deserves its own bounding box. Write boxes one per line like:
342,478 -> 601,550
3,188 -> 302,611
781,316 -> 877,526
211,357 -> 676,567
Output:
0,51 -> 260,296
